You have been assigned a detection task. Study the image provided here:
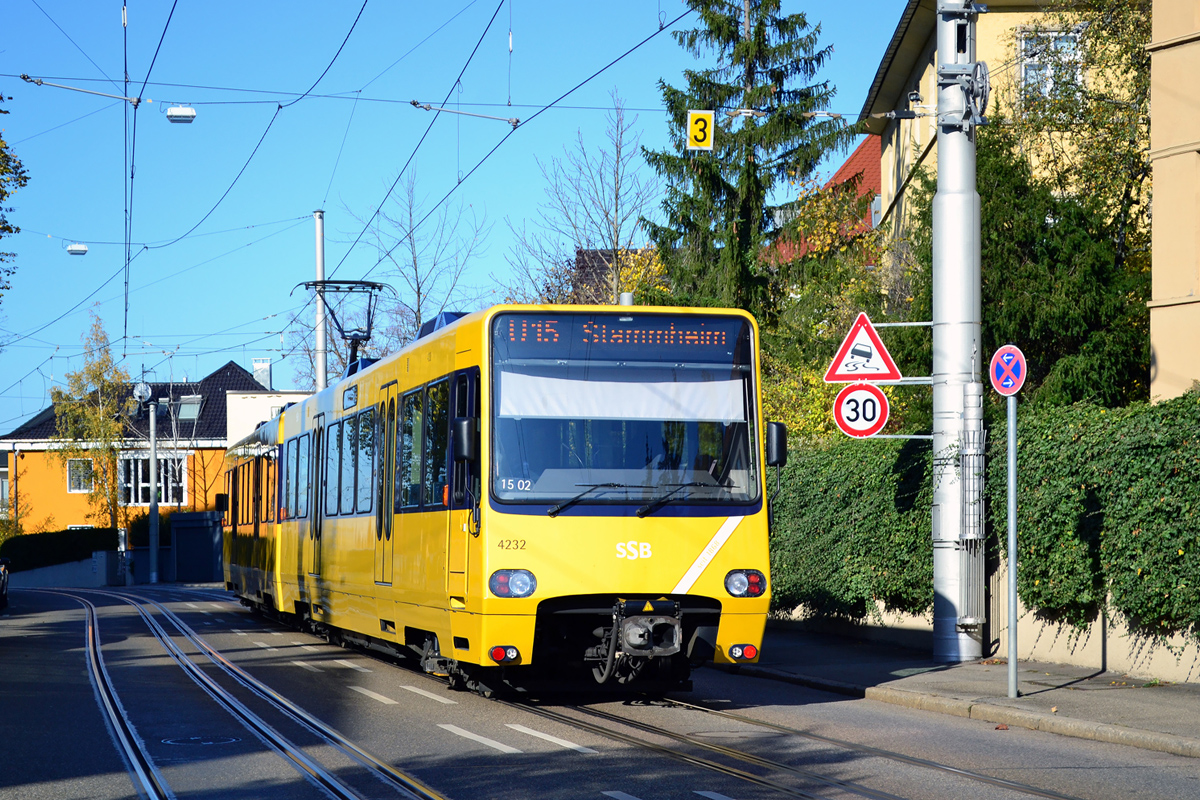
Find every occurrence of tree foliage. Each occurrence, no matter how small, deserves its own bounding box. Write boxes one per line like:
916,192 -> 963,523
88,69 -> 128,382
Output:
1006,0 -> 1150,270
50,312 -> 135,529
503,93 -> 658,305
288,176 -> 490,390
0,93 -> 31,310
644,0 -> 845,312
893,122 -> 1149,412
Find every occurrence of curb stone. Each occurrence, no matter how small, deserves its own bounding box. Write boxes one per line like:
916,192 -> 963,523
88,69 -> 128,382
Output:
737,665 -> 1200,759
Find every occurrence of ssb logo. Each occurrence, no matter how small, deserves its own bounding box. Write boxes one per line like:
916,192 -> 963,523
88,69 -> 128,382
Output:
616,541 -> 653,560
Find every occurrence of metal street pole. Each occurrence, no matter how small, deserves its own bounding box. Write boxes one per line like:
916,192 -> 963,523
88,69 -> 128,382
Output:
931,0 -> 988,662
314,210 -> 328,392
1007,393 -> 1019,697
149,400 -> 159,584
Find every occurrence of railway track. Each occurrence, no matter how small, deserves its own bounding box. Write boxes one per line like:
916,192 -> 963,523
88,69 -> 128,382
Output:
504,695 -> 1089,800
42,588 -> 444,800
49,585 -> 1096,800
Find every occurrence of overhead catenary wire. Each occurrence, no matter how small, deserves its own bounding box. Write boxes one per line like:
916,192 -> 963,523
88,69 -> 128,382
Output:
353,8 -> 691,284
327,0 -> 508,280
14,6 -> 693,409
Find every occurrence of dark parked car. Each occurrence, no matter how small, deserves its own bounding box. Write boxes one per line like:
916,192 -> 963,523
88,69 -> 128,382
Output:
0,557 -> 9,609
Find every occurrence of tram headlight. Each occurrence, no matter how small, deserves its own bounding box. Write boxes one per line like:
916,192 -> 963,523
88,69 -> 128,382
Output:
724,569 -> 766,598
489,569 -> 537,598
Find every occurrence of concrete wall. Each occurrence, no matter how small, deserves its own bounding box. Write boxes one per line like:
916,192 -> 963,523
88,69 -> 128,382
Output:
788,558 -> 1200,684
10,551 -> 120,589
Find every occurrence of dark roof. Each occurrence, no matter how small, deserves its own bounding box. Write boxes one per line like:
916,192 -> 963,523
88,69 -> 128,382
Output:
1,361 -> 264,444
858,0 -> 935,135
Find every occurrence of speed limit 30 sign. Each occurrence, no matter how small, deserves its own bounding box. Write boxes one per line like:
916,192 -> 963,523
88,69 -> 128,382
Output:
833,383 -> 890,438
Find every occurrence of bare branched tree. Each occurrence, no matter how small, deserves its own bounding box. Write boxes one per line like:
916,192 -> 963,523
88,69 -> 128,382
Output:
285,174 -> 491,390
501,91 -> 659,304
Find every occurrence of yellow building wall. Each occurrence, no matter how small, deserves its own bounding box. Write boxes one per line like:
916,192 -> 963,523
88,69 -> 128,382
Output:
879,7 -> 1054,235
1148,0 -> 1200,399
8,447 -> 228,533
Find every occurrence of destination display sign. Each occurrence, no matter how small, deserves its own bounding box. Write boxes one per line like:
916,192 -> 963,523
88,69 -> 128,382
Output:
493,313 -> 752,363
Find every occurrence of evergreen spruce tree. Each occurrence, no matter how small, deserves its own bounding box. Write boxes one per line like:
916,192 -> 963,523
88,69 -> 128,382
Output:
644,0 -> 844,311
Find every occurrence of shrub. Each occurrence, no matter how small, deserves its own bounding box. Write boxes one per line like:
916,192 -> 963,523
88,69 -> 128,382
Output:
770,436 -> 933,620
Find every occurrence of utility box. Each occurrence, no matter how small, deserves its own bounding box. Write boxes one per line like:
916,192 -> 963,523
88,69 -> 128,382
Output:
172,511 -> 223,583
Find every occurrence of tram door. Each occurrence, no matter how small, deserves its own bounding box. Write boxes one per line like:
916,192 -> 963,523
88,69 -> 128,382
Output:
307,413 -> 325,577
375,382 -> 398,585
447,369 -> 479,601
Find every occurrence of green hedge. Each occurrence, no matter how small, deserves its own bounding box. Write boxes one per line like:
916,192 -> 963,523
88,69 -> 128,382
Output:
770,437 -> 934,620
770,391 -> 1200,645
986,391 -> 1200,642
0,527 -> 119,572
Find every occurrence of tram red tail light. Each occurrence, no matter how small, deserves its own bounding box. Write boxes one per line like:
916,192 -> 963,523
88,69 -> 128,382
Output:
728,643 -> 758,661
490,645 -> 520,663
724,569 -> 767,598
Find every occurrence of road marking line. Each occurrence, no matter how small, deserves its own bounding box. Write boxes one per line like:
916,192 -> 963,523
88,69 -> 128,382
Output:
292,660 -> 323,672
602,793 -> 643,800
232,629 -> 248,636
672,516 -> 743,594
350,686 -> 397,705
401,685 -> 457,705
270,631 -> 284,636
438,724 -> 522,754
200,611 -> 212,616
505,724 -> 597,753
186,603 -> 199,609
336,659 -> 371,672
694,793 -> 737,800
291,642 -> 320,652
253,641 -> 278,652
210,603 -> 225,609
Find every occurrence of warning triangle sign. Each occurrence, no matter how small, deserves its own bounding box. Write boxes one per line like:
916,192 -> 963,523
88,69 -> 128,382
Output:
824,313 -> 903,383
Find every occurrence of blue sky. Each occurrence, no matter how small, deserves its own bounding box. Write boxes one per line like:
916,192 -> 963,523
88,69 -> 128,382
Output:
0,1 -> 901,432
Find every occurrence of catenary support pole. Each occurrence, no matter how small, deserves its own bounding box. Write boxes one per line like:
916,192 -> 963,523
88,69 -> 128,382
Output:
1007,393 -> 1018,697
314,210 -> 328,392
931,0 -> 985,662
149,399 -> 159,584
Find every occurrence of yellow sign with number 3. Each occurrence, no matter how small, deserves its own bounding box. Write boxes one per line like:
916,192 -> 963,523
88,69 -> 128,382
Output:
687,110 -> 715,151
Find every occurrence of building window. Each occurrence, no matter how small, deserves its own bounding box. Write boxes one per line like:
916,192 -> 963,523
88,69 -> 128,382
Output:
1019,30 -> 1081,106
68,459 -> 94,493
119,455 -> 186,506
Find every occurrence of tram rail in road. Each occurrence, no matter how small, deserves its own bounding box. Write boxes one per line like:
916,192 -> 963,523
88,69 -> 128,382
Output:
38,588 -> 444,800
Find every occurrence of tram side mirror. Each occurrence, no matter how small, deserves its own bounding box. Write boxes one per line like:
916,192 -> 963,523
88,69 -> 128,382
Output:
766,422 -> 787,468
215,493 -> 229,513
453,417 -> 478,462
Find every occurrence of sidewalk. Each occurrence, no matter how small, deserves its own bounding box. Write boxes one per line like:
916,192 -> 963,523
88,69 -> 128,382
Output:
737,623 -> 1200,759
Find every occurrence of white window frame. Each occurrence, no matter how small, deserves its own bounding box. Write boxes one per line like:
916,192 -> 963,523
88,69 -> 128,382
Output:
1018,28 -> 1082,105
118,453 -> 188,507
68,458 -> 94,493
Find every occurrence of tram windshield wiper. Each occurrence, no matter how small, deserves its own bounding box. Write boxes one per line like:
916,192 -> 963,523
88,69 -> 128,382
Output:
547,483 -> 640,517
636,481 -> 715,518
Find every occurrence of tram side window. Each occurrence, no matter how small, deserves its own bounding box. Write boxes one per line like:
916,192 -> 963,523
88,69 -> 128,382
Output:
424,380 -> 450,508
340,415 -> 356,515
283,439 -> 297,519
239,462 -> 253,527
356,409 -> 375,514
224,470 -> 235,527
397,389 -> 423,509
296,433 -> 310,518
261,452 -> 276,523
325,422 -> 341,517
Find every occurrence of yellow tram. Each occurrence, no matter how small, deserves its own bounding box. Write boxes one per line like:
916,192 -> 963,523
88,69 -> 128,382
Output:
222,305 -> 784,692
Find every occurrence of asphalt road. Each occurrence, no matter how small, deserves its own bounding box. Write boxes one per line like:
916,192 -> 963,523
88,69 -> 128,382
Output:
3,586 -> 1199,800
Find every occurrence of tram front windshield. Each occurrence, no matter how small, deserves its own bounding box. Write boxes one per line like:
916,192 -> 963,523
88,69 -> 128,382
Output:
491,312 -> 760,510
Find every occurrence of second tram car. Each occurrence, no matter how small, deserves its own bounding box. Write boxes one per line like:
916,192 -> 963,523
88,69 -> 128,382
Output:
222,304 -> 784,692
